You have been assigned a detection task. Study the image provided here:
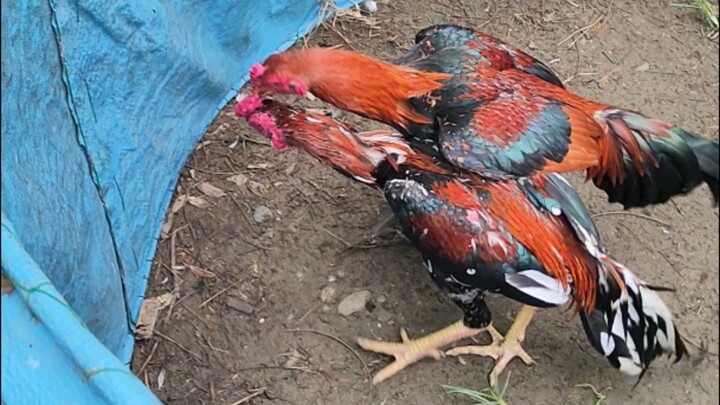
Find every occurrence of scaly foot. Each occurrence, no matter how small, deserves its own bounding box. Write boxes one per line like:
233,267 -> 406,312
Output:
445,306 -> 537,387
357,320 -> 483,384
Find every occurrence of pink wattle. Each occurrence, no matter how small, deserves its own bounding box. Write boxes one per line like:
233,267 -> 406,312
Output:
271,134 -> 289,149
234,94 -> 264,118
247,112 -> 288,150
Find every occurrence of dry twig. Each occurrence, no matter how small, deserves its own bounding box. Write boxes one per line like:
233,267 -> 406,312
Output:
155,330 -> 203,361
199,278 -> 245,308
230,387 -> 267,405
558,1 -> 613,47
287,328 -> 369,376
592,211 -> 672,228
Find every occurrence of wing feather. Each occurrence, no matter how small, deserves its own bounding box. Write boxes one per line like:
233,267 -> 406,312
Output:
437,72 -> 607,178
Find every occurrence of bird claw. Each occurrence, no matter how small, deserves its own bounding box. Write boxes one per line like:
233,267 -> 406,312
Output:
357,320 -> 484,384
445,329 -> 535,388
357,328 -> 445,385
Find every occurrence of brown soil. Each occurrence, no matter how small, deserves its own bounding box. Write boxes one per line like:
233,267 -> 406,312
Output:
132,1 -> 719,404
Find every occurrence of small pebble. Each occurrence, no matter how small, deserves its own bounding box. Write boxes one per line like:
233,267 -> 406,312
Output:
376,309 -> 393,323
253,205 -> 273,224
635,62 -> 650,72
359,0 -> 378,13
338,290 -> 372,316
284,349 -> 303,368
226,296 -> 255,315
320,285 -> 337,303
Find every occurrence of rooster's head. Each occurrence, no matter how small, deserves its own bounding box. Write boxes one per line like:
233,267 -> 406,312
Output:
249,52 -> 309,97
234,94 -> 288,149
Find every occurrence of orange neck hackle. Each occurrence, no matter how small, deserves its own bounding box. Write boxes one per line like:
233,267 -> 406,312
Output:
253,101 -> 386,184
484,180 -> 599,313
255,48 -> 452,129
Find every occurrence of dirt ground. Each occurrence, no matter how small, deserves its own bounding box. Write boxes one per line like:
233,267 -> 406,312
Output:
131,1 -> 719,403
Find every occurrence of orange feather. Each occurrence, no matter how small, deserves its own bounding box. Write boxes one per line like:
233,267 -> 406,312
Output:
269,107 -> 380,182
485,181 -> 598,312
433,180 -> 486,211
541,106 -> 605,175
406,213 -> 476,265
267,48 -> 452,128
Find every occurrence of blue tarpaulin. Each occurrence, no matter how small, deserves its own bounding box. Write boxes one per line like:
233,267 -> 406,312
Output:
1,0 -> 357,403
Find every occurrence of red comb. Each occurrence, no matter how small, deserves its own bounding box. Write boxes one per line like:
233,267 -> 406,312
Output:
234,94 -> 264,118
249,63 -> 266,82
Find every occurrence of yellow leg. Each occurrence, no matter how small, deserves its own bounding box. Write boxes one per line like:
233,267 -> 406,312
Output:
446,305 -> 537,387
357,320 -> 488,385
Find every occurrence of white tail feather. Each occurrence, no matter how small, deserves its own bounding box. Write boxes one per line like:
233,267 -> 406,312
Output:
504,269 -> 571,306
583,257 -> 686,377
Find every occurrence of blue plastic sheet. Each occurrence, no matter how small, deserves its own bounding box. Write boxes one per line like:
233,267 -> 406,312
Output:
2,214 -> 162,405
1,0 -> 357,402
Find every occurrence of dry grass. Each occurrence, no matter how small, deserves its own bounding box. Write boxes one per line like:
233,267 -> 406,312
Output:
672,0 -> 719,39
442,373 -> 511,405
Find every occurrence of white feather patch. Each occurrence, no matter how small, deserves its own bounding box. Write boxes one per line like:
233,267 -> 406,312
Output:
550,173 -> 573,188
570,217 -> 601,259
624,273 -> 641,294
425,260 -> 433,274
363,149 -> 385,166
624,332 -> 641,365
600,331 -> 615,355
448,289 -> 479,304
611,313 -> 626,339
351,175 -> 375,184
640,288 -> 675,350
628,305 -> 640,324
618,357 -> 643,376
504,270 -> 571,306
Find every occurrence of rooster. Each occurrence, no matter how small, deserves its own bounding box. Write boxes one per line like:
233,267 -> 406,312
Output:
248,24 -> 719,210
235,94 -> 687,386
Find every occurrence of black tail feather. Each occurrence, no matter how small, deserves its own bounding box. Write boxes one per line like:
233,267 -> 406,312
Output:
522,61 -> 566,89
677,130 -> 719,205
596,111 -> 719,208
580,257 -> 687,378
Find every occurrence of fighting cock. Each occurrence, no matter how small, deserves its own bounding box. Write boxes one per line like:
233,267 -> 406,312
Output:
249,24 -> 719,210
235,95 -> 687,386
